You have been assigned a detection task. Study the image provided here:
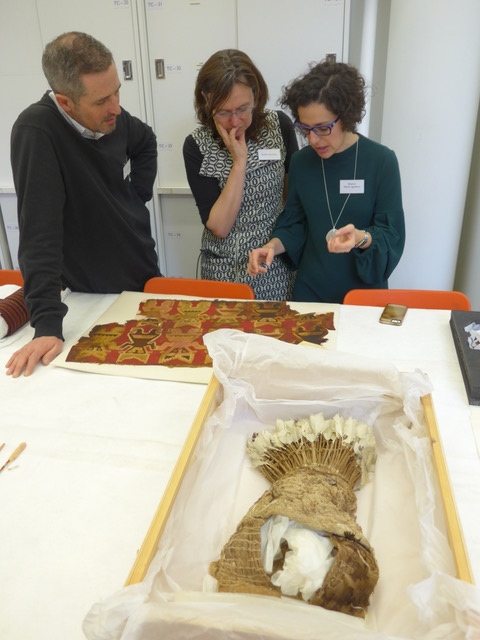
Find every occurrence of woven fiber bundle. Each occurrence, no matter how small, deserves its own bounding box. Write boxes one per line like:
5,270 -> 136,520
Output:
209,414 -> 379,618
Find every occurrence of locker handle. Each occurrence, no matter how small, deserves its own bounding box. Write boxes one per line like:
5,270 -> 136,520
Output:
122,60 -> 133,80
155,59 -> 165,79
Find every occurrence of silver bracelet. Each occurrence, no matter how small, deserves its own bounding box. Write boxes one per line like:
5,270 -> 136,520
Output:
354,230 -> 369,249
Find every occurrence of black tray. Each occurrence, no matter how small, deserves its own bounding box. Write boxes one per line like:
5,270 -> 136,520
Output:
450,310 -> 480,405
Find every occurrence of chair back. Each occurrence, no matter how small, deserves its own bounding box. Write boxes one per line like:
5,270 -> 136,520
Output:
144,277 -> 255,300
343,288 -> 471,311
0,269 -> 24,286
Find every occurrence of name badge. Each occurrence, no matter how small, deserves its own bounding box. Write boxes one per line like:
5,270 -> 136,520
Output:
258,148 -> 281,161
123,158 -> 131,180
340,179 -> 364,194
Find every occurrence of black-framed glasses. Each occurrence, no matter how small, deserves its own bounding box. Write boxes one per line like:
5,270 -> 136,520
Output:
293,115 -> 340,137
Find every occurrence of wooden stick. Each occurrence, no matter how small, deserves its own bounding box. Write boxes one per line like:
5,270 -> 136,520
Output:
0,442 -> 27,473
125,375 -> 219,586
422,394 -> 473,583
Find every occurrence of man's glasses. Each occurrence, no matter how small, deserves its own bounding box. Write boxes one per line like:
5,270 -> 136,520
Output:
293,115 -> 340,137
214,104 -> 254,121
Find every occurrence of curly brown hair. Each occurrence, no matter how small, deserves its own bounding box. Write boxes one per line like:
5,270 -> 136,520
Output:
194,49 -> 269,142
281,61 -> 366,133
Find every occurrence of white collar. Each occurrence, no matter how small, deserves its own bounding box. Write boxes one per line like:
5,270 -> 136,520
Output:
48,91 -> 104,140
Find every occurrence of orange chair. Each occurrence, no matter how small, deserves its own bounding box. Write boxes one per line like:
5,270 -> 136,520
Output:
0,269 -> 23,286
343,288 -> 471,311
144,276 -> 255,300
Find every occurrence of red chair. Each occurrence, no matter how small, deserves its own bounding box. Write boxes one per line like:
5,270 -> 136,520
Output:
343,288 -> 471,311
0,269 -> 23,286
144,277 -> 255,300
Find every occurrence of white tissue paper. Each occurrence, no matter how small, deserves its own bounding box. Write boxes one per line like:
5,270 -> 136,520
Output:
0,316 -> 8,339
465,322 -> 480,350
262,515 -> 335,601
83,329 -> 480,640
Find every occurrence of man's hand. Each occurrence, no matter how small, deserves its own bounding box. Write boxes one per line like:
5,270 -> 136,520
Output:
5,337 -> 63,378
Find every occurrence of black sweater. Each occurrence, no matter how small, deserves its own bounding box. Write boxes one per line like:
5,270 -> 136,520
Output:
11,93 -> 159,339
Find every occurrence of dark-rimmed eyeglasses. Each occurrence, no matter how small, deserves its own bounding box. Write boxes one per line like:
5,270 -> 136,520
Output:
293,115 -> 340,137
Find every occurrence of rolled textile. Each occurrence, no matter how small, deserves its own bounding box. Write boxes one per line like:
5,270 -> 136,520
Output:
0,288 -> 29,338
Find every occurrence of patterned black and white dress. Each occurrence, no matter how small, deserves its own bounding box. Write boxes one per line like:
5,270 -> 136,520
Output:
183,110 -> 297,300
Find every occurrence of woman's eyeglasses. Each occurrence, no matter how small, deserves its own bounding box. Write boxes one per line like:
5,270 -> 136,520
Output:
294,115 -> 340,137
214,105 -> 254,121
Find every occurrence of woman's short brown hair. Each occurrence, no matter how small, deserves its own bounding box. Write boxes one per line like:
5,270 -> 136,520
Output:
281,61 -> 366,133
194,49 -> 269,142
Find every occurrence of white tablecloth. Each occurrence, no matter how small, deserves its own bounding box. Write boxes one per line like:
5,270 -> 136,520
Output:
1,288 -> 479,639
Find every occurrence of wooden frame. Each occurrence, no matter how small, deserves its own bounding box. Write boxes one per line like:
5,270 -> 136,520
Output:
125,374 -> 219,585
126,379 -> 473,586
422,394 -> 473,583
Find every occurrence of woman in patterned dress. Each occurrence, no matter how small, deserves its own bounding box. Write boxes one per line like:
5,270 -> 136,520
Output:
183,49 -> 298,300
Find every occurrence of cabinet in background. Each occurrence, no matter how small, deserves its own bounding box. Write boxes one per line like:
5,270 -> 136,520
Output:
0,0 -> 348,276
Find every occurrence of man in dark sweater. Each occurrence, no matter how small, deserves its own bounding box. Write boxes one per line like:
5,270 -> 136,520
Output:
7,32 -> 160,377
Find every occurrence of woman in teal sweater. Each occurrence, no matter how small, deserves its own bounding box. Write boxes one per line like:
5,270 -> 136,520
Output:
247,61 -> 405,303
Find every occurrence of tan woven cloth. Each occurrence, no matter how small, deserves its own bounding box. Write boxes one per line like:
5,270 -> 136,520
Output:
210,465 -> 379,617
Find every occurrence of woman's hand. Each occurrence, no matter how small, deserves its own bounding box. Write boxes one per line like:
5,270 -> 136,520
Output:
205,121 -> 248,238
247,239 -> 285,277
215,121 -> 247,166
327,224 -> 370,253
247,247 -> 274,277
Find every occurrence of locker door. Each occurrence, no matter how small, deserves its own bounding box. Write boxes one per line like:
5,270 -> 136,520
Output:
0,0 -> 47,266
0,0 -> 45,187
35,0 -> 145,118
141,0 -> 237,277
34,0 -> 166,271
143,0 -> 237,189
237,0 -> 347,111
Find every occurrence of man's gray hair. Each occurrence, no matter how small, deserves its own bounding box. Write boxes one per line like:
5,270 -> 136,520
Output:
42,32 -> 114,101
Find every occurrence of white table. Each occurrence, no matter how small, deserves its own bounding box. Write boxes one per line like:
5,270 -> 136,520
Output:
0,289 -> 208,640
1,289 -> 479,640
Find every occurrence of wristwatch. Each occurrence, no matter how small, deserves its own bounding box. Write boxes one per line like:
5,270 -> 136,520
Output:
354,230 -> 369,249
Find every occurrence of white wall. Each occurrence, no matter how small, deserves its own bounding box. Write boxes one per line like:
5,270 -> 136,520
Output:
455,106 -> 480,310
380,0 -> 480,292
0,195 -> 19,269
348,0 -> 391,143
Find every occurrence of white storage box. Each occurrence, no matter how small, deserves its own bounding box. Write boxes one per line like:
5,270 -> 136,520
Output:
84,330 -> 479,640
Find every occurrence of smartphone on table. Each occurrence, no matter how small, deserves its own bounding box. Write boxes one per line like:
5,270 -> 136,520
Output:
379,303 -> 408,326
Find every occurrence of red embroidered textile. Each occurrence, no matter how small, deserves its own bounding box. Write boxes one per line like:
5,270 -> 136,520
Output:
0,288 -> 29,337
66,299 -> 335,367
